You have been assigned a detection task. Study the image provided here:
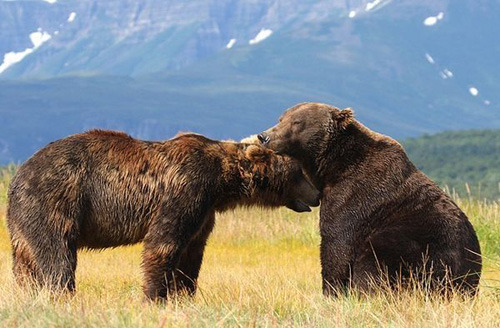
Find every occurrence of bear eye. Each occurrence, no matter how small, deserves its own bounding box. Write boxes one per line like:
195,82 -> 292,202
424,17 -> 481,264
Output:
292,121 -> 301,125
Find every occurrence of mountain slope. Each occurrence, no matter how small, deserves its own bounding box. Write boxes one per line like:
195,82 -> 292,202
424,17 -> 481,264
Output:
0,0 -> 499,163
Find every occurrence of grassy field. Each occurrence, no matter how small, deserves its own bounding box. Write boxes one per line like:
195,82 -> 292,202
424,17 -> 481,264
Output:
0,169 -> 499,327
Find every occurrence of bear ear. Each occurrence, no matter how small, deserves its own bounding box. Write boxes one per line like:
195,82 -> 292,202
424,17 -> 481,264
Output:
338,107 -> 354,130
245,145 -> 271,162
174,131 -> 189,137
174,131 -> 199,138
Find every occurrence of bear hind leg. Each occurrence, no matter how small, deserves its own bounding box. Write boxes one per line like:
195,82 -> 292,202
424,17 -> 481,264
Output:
38,231 -> 78,293
352,236 -> 458,295
28,220 -> 78,293
12,238 -> 41,288
12,231 -> 77,294
40,240 -> 77,293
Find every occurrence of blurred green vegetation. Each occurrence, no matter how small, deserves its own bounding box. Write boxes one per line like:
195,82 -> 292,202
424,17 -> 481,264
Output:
0,165 -> 16,205
403,130 -> 500,200
1,129 -> 499,202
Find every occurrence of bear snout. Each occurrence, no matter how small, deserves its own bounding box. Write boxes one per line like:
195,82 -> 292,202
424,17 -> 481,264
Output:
303,187 -> 321,207
309,190 -> 321,207
296,179 -> 321,208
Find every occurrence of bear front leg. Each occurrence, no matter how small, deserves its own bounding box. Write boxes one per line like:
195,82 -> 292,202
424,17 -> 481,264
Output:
320,211 -> 358,297
169,211 -> 215,296
142,238 -> 184,301
141,204 -> 210,301
320,235 -> 353,296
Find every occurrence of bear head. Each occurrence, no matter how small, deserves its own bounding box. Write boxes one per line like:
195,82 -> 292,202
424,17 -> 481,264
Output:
257,102 -> 353,163
243,144 -> 320,212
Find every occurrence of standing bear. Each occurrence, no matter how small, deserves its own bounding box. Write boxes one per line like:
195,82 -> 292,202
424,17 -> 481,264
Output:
7,130 -> 320,300
258,102 -> 481,296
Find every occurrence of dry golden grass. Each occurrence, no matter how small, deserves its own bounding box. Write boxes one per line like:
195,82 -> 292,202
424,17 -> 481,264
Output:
0,200 -> 499,327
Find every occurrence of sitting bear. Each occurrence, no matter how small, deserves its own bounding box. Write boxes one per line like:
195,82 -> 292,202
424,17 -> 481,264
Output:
258,102 -> 481,296
7,130 -> 319,300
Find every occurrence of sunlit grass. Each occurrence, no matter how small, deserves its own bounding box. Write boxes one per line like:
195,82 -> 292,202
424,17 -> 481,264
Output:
0,169 -> 499,326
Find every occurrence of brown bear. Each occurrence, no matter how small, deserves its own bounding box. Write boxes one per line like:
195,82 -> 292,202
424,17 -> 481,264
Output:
7,130 -> 320,300
258,102 -> 482,296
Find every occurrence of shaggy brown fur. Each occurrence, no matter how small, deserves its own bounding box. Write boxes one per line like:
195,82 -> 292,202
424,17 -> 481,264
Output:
258,102 -> 482,296
7,130 -> 319,301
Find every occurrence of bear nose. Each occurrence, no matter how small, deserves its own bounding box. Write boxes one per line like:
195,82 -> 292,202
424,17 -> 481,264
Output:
258,133 -> 270,145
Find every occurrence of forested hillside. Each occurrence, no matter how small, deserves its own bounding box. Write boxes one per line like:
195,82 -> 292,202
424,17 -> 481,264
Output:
404,130 -> 500,199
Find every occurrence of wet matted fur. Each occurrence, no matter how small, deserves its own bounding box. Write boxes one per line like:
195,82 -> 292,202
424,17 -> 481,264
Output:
259,102 -> 481,296
7,130 -> 319,301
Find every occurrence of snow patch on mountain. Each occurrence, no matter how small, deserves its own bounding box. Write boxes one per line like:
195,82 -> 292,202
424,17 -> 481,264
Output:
30,29 -> 52,48
249,29 -> 272,45
469,87 -> 479,96
43,0 -> 57,4
0,29 -> 51,74
226,39 -> 236,49
365,0 -> 382,12
425,53 -> 435,64
424,12 -> 444,26
67,12 -> 76,23
443,69 -> 453,78
439,69 -> 453,80
348,10 -> 357,18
